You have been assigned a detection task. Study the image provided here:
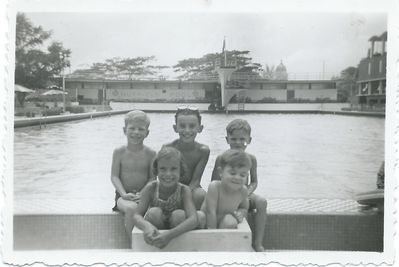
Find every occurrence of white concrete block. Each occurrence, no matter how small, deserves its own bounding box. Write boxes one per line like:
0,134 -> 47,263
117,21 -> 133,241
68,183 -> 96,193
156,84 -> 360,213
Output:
131,219 -> 252,252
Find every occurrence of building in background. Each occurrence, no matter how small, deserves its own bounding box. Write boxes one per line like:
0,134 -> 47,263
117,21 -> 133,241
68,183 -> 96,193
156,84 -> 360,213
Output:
356,31 -> 387,110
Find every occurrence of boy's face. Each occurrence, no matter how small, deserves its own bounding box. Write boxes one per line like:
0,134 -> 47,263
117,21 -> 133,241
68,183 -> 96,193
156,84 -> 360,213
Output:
123,120 -> 149,145
157,156 -> 180,188
226,129 -> 252,150
173,114 -> 203,143
219,164 -> 249,191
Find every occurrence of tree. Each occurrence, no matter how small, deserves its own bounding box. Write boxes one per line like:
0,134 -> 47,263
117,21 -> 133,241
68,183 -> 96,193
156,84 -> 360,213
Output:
71,56 -> 169,80
263,65 -> 275,80
173,50 -> 263,79
15,13 -> 71,92
334,66 -> 358,102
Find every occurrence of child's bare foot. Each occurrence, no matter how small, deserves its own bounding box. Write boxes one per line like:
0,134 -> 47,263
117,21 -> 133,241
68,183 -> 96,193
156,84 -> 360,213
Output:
253,245 -> 265,252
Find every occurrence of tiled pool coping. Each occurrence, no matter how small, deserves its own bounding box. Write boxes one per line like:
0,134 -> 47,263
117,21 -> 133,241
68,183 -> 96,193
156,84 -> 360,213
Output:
14,197 -> 366,215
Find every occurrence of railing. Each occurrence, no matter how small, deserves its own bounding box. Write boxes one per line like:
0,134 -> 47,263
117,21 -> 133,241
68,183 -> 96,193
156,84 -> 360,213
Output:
187,72 -> 338,81
347,104 -> 386,112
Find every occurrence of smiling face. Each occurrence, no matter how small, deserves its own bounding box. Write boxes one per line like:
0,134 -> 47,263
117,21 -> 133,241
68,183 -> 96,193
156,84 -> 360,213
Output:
157,156 -> 181,188
173,114 -> 203,143
219,164 -> 250,191
123,120 -> 149,145
226,129 -> 252,150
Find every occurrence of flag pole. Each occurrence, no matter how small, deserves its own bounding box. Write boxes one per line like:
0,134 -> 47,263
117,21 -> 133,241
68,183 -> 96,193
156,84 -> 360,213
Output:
224,37 -> 227,66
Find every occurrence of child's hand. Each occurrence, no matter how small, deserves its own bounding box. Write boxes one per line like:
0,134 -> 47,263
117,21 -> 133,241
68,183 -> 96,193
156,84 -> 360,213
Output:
233,211 -> 244,223
122,192 -> 139,201
143,226 -> 159,245
152,231 -> 172,249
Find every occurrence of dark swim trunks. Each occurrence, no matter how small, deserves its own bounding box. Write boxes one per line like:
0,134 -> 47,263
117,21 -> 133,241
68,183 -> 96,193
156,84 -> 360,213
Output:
112,191 -> 140,212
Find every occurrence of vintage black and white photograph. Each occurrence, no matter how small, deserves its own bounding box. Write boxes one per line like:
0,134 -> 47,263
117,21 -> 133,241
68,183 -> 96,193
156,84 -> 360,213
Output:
1,0 -> 398,266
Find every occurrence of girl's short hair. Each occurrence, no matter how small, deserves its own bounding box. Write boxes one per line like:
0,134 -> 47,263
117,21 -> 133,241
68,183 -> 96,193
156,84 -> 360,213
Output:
226,119 -> 251,135
219,149 -> 252,169
124,110 -> 150,127
153,146 -> 188,179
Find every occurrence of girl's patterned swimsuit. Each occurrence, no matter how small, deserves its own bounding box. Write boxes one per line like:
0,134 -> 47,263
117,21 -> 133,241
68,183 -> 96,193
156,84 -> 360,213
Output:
151,181 -> 184,226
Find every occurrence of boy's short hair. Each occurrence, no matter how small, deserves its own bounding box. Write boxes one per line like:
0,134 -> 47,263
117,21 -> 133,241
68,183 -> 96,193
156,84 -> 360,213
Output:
174,106 -> 202,124
226,119 -> 251,135
124,110 -> 150,128
219,149 -> 252,170
153,146 -> 188,179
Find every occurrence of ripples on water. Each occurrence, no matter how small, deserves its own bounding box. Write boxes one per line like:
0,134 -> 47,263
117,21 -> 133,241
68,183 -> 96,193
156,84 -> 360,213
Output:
14,113 -> 385,200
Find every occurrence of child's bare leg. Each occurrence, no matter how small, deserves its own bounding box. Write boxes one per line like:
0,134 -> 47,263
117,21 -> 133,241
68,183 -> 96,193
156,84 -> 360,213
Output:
250,194 -> 267,252
192,187 -> 206,210
197,210 -> 206,229
144,207 -> 165,229
117,198 -> 138,240
169,209 -> 186,228
218,214 -> 238,229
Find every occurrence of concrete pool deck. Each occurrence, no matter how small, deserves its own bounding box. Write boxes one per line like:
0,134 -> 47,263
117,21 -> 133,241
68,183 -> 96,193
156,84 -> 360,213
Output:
13,197 -> 383,251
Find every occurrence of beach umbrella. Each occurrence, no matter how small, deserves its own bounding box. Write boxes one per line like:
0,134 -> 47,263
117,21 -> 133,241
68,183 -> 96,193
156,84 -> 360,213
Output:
15,84 -> 35,93
42,90 -> 68,96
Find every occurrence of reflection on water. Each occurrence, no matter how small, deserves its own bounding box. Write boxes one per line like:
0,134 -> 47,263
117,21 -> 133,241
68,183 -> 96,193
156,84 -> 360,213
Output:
14,113 -> 384,200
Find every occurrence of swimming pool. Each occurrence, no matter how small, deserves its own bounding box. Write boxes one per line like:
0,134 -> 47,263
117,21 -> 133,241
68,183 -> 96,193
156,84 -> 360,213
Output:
14,113 -> 384,206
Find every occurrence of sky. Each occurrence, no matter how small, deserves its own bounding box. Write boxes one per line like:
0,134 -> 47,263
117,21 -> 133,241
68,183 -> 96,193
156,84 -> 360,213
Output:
24,12 -> 387,79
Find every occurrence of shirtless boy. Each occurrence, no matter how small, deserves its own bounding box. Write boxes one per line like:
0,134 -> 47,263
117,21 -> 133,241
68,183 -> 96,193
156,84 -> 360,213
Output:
211,119 -> 267,252
163,106 -> 210,209
198,149 -> 250,229
111,110 -> 156,239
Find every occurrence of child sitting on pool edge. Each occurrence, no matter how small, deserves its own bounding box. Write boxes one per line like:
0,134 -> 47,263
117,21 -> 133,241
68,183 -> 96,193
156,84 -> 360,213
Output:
163,106 -> 210,209
133,147 -> 198,249
211,119 -> 267,252
111,110 -> 156,240
198,149 -> 250,230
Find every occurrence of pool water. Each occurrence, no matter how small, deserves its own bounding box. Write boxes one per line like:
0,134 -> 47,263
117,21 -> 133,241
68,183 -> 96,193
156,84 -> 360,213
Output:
14,113 -> 384,203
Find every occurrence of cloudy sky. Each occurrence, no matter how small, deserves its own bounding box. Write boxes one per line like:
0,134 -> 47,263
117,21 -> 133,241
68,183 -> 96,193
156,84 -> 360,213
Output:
24,11 -> 387,78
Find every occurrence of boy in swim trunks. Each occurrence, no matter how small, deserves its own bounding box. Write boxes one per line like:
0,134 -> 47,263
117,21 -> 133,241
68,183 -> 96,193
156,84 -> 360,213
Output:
198,149 -> 250,229
163,106 -> 210,209
111,110 -> 156,239
211,119 -> 267,252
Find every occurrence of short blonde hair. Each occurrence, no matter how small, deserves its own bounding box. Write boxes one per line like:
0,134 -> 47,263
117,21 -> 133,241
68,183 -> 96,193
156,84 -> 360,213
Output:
124,110 -> 150,128
226,119 -> 251,135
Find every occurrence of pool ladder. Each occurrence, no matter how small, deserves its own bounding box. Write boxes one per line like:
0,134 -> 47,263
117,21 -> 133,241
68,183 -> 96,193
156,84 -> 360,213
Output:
238,102 -> 245,111
238,90 -> 246,112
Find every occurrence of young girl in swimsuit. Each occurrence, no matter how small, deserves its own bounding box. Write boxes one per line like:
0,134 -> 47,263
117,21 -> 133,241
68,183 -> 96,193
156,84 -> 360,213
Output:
133,147 -> 198,249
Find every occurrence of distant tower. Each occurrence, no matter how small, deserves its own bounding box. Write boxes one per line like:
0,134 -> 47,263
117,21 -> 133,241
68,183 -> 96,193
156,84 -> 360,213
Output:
275,60 -> 288,80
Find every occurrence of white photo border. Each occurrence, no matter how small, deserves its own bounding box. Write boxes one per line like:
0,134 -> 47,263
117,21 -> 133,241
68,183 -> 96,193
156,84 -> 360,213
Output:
1,0 -> 397,266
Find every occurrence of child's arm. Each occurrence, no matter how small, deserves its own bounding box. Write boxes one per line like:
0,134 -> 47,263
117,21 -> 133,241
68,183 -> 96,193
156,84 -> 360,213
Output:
146,149 -> 157,183
189,145 -> 210,188
205,181 -> 219,229
234,189 -> 249,223
210,155 -> 221,181
247,155 -> 258,195
152,185 -> 198,248
133,183 -> 158,245
110,148 -> 134,200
